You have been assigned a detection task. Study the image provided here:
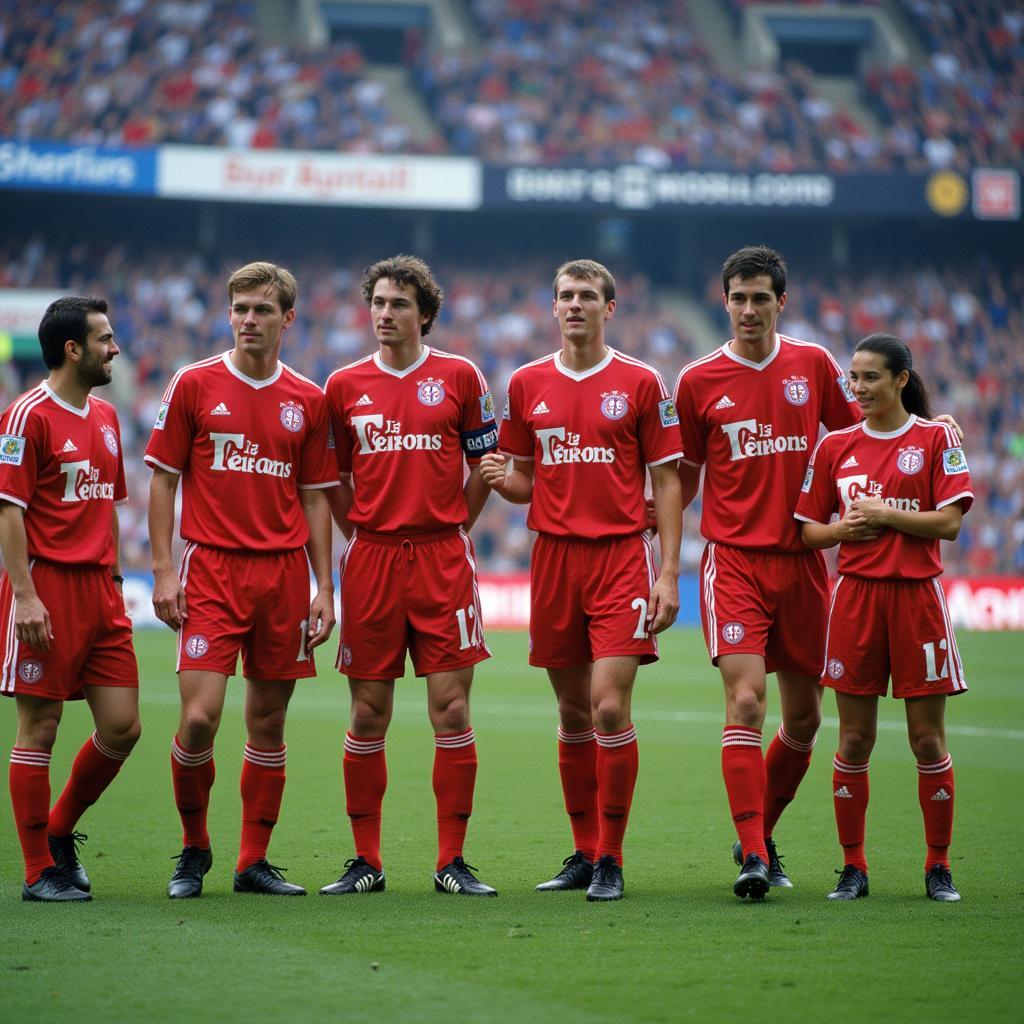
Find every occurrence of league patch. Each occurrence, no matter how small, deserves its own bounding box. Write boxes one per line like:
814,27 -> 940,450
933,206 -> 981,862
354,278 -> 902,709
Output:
101,424 -> 119,456
280,402 -> 305,433
838,373 -> 855,403
502,393 -> 511,421
479,391 -> 495,423
153,402 -> 170,430
600,392 -> 628,421
943,447 -> 969,475
801,465 -> 814,493
722,622 -> 745,645
782,376 -> 810,406
327,422 -> 336,450
826,657 -> 845,680
658,398 -> 679,427
184,634 -> 210,659
417,379 -> 445,406
17,658 -> 43,683
461,423 -> 499,456
896,446 -> 925,475
0,434 -> 26,465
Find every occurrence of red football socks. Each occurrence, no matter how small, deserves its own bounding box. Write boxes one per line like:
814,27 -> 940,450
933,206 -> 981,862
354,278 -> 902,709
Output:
49,732 -> 129,837
763,725 -> 815,839
237,743 -> 287,872
343,733 -> 387,870
594,726 -> 639,866
832,755 -> 870,873
722,726 -> 768,862
170,735 -> 215,850
917,754 -> 954,871
9,748 -> 52,884
557,726 -> 599,861
433,728 -> 477,871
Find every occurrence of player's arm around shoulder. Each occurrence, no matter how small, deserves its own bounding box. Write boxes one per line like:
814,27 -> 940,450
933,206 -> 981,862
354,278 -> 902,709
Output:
647,461 -> 682,633
0,500 -> 52,651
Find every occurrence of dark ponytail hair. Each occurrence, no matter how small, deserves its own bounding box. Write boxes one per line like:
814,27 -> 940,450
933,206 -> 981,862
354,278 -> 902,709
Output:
853,333 -> 932,420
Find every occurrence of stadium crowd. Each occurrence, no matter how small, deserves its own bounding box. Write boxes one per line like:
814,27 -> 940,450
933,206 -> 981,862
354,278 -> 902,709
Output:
2,0 -> 1021,173
0,238 -> 1019,577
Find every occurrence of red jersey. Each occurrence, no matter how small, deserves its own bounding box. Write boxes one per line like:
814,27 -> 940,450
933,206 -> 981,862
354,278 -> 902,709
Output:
499,348 -> 681,538
326,346 -> 497,534
144,353 -> 337,551
795,416 -> 973,579
674,334 -> 859,552
0,383 -> 127,566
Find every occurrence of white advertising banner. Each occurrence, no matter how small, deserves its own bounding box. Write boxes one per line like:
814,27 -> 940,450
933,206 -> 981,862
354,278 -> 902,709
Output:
157,144 -> 481,209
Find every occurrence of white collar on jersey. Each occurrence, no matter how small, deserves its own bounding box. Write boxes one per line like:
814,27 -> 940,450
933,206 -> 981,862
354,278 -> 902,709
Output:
221,351 -> 283,389
41,381 -> 90,417
722,333 -> 781,371
862,414 -> 918,439
554,347 -> 614,381
373,345 -> 430,378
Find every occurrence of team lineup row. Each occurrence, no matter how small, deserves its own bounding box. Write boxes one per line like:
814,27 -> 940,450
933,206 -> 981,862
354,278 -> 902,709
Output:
0,246 -> 971,905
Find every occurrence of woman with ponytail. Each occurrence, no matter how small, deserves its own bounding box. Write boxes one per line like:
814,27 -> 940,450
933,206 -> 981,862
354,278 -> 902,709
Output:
794,334 -> 973,903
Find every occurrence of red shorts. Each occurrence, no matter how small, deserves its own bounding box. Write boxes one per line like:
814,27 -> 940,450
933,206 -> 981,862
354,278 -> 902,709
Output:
0,561 -> 138,701
338,527 -> 490,680
177,543 -> 317,681
822,575 -> 967,699
529,532 -> 659,669
699,542 -> 828,676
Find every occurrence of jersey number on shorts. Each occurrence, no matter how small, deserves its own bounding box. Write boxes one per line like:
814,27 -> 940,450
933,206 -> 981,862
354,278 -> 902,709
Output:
455,606 -> 483,650
296,619 -> 309,662
922,639 -> 949,682
631,597 -> 649,639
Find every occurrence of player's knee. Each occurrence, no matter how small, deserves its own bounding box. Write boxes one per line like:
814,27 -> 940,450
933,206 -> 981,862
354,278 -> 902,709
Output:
784,706 -> 821,741
350,701 -> 389,736
23,715 -> 60,751
839,728 -> 875,762
100,715 -> 142,753
180,708 -> 219,748
432,696 -> 469,733
592,696 -> 628,734
908,731 -> 944,763
729,690 -> 764,727
557,698 -> 592,733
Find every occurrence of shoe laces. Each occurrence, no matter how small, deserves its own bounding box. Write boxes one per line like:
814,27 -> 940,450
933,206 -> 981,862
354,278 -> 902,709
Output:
340,857 -> 370,878
171,846 -> 209,876
834,865 -> 863,891
40,865 -> 80,892
592,855 -> 618,884
928,865 -> 954,890
449,857 -> 480,881
766,838 -> 785,870
257,861 -> 289,881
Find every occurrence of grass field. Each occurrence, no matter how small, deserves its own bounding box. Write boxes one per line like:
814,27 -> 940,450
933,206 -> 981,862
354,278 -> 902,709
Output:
1,628 -> 1021,1024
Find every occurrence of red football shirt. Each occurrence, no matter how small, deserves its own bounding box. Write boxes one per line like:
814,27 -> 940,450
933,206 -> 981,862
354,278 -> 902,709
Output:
674,334 -> 859,552
0,383 -> 127,566
795,416 -> 973,579
144,353 -> 337,551
326,346 -> 497,534
499,348 -> 681,538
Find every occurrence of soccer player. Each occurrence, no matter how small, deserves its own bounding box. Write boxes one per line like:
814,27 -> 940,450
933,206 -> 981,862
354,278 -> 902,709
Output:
146,262 -> 337,898
795,334 -> 971,903
321,255 -> 499,897
672,245 -> 862,900
1,296 -> 140,901
480,259 -> 682,902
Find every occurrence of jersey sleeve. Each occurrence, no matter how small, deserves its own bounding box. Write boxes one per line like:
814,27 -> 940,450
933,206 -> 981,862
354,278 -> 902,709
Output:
298,388 -> 340,489
819,348 -> 861,431
930,422 -> 974,514
794,435 -> 837,524
325,375 -> 352,477
638,369 -> 683,467
112,413 -> 128,504
144,373 -> 195,474
498,372 -> 533,459
673,369 -> 706,467
0,408 -> 41,509
458,362 -> 498,466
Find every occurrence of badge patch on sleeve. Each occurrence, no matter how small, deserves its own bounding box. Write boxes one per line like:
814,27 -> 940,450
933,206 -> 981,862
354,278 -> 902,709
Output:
502,394 -> 511,421
153,402 -> 170,430
479,391 -> 495,423
0,434 -> 26,465
801,465 -> 814,493
838,373 -> 855,403
658,398 -> 679,427
942,447 -> 969,475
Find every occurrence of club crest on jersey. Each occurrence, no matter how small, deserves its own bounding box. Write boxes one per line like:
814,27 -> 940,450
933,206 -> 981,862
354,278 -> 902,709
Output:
722,622 -> 745,645
184,635 -> 210,659
943,447 -> 969,475
0,433 -> 26,465
600,391 -> 629,420
479,391 -> 495,423
280,402 -> 305,433
101,424 -> 119,456
658,398 -> 679,427
896,446 -> 925,475
154,402 -> 170,430
340,645 -> 353,667
17,659 -> 43,683
826,658 -> 845,680
417,378 -> 446,406
782,376 -> 810,406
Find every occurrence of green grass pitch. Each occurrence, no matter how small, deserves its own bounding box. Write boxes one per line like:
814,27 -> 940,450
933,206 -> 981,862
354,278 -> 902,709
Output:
2,628 -> 1021,1023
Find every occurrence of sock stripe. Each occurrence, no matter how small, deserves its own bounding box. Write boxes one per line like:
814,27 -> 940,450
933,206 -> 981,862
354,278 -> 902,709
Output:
557,726 -> 597,744
833,756 -> 870,774
722,726 -> 762,749
344,733 -> 386,756
91,731 -> 129,762
10,747 -> 51,767
171,737 -> 214,767
778,726 -> 816,753
596,726 -> 637,748
435,728 -> 475,749
917,754 -> 953,775
243,743 -> 287,768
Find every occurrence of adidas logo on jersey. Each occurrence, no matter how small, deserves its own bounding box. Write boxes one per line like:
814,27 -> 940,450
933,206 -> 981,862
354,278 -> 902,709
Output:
210,402 -> 231,416
62,438 -> 78,452
532,401 -> 550,415
834,786 -> 853,799
355,394 -> 373,407
840,455 -> 859,468
931,787 -> 951,801
714,395 -> 735,409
